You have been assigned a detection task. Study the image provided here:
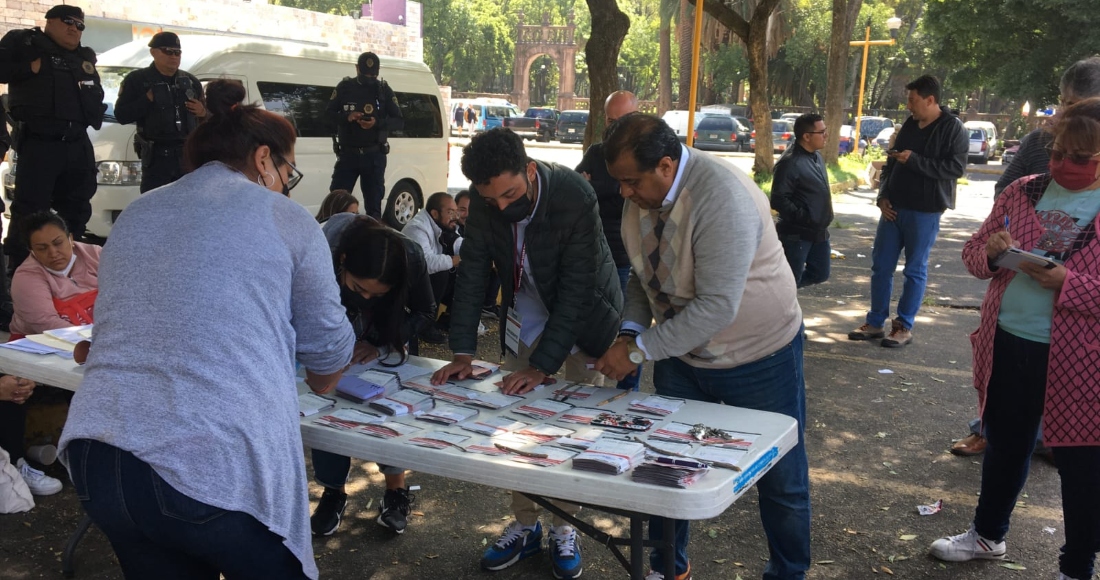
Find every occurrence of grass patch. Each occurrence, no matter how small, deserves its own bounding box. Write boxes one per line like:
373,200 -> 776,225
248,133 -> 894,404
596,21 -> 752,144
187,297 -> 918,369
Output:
755,151 -> 871,197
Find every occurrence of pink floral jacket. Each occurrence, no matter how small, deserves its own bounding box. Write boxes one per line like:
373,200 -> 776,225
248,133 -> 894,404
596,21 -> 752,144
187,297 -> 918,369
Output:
962,174 -> 1100,446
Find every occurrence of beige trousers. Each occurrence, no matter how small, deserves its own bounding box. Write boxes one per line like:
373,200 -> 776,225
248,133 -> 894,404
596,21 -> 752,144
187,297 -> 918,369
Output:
503,337 -> 604,527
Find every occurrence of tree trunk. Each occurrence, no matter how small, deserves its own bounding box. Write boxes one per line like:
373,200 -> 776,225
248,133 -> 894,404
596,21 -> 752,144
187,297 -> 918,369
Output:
583,0 -> 631,149
746,13 -> 773,176
677,0 -> 693,109
658,17 -> 673,114
823,0 -> 863,164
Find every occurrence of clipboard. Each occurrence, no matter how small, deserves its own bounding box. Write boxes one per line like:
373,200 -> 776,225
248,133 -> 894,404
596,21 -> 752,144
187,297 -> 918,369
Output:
993,248 -> 1058,272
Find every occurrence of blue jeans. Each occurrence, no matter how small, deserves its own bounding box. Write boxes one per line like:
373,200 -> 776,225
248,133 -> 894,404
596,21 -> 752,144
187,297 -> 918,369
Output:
867,208 -> 941,329
780,235 -> 830,288
616,265 -> 641,391
312,448 -> 403,490
973,327 -> 1100,580
66,439 -> 308,580
648,328 -> 811,579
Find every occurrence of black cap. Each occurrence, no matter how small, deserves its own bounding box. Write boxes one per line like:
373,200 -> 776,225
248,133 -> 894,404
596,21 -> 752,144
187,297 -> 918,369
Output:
148,32 -> 181,49
45,5 -> 84,20
357,52 -> 380,75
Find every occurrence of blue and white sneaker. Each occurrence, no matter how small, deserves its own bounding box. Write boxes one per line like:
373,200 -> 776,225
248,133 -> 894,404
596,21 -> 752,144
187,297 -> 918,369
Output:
550,524 -> 583,579
480,521 -> 543,571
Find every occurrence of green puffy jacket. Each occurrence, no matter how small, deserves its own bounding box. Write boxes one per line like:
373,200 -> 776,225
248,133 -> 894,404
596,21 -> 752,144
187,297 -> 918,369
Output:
450,160 -> 623,374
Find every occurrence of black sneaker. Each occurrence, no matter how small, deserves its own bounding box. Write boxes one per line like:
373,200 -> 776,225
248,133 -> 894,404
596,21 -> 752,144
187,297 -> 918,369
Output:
481,305 -> 500,320
419,326 -> 447,345
310,488 -> 348,536
377,487 -> 415,533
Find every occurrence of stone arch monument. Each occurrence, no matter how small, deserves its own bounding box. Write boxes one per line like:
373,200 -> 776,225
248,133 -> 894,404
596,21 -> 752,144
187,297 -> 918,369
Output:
511,11 -> 577,111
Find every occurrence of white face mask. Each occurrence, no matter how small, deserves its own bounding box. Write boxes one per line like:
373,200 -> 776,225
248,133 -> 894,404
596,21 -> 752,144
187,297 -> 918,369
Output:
44,253 -> 77,277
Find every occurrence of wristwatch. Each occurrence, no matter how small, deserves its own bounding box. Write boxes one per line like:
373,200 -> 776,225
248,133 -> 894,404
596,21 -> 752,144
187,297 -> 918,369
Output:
625,338 -> 645,365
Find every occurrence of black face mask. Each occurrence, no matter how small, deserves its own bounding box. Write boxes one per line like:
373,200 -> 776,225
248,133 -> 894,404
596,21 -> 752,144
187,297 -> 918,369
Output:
338,273 -> 375,310
358,75 -> 380,88
495,175 -> 534,223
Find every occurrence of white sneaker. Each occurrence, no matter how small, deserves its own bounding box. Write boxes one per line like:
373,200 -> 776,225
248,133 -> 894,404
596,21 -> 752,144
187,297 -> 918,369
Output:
16,458 -> 63,496
929,525 -> 1006,562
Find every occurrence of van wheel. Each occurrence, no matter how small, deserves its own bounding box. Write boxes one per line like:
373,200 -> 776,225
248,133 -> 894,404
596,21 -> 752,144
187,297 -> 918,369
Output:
384,181 -> 421,230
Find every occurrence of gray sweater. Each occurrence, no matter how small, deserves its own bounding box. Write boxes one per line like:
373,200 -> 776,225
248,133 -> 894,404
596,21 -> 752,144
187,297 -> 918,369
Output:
59,162 -> 354,579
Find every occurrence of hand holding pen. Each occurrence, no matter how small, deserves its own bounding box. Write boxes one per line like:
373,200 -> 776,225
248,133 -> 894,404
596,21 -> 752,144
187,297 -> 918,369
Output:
986,214 -> 1017,261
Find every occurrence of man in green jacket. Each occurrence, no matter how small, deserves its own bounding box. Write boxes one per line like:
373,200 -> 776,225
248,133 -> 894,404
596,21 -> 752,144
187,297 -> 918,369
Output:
431,127 -> 622,580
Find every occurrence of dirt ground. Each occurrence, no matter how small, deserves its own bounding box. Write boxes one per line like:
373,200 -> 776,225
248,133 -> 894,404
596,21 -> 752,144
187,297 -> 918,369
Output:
0,172 -> 1074,579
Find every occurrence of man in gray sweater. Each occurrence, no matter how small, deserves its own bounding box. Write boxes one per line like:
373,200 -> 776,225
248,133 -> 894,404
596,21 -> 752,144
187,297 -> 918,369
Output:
596,114 -> 810,580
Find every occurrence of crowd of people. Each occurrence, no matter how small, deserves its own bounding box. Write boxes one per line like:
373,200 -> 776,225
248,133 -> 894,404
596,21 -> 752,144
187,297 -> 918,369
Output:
0,6 -> 1097,580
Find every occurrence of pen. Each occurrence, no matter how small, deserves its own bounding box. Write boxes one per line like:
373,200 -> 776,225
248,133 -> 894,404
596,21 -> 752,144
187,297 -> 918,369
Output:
1004,215 -> 1010,235
597,390 -> 631,406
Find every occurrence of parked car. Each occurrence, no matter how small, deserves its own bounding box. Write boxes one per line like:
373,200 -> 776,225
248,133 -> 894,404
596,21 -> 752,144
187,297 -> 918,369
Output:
838,125 -> 857,155
854,116 -> 894,145
967,127 -> 993,164
1002,143 -> 1019,165
693,115 -> 743,152
450,98 -> 521,135
749,119 -> 795,153
965,120 -> 1000,158
873,126 -> 896,149
502,107 -> 561,141
779,112 -> 801,122
556,110 -> 588,143
662,110 -> 729,142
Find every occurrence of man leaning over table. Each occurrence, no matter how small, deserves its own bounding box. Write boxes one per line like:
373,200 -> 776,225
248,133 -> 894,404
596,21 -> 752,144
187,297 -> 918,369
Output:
596,114 -> 811,580
430,127 -> 623,580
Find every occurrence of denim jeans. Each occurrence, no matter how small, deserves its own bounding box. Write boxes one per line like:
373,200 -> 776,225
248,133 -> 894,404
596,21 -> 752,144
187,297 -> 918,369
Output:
973,327 -> 1100,580
779,235 -> 830,288
66,439 -> 309,580
866,207 -> 941,329
616,265 -> 641,391
312,448 -> 403,490
648,327 -> 811,579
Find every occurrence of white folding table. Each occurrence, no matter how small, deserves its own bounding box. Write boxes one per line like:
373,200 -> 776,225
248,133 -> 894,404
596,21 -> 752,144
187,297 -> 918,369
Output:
0,349 -> 798,580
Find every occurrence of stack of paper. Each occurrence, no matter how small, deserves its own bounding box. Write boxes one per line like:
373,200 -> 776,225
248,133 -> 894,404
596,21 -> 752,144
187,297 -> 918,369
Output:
432,385 -> 480,405
458,437 -> 512,456
369,390 -> 434,416
556,407 -> 605,425
551,384 -> 602,401
298,392 -> 337,417
689,445 -> 748,468
467,360 -> 501,380
407,430 -> 470,450
44,324 -> 93,344
463,391 -> 524,410
417,404 -> 479,426
356,421 -> 423,439
403,378 -> 446,396
649,422 -> 759,449
571,440 -> 646,475
556,427 -> 607,450
515,423 -> 575,443
505,445 -> 576,467
628,395 -> 686,416
512,399 -> 573,420
0,338 -> 73,357
313,408 -> 387,431
460,416 -> 530,437
632,456 -> 710,488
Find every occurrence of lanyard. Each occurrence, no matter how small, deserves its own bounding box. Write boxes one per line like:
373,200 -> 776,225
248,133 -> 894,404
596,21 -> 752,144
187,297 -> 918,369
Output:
512,223 -> 528,307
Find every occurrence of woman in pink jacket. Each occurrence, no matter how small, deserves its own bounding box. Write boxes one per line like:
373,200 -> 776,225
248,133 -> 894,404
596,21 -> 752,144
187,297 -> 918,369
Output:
929,99 -> 1100,580
9,213 -> 100,339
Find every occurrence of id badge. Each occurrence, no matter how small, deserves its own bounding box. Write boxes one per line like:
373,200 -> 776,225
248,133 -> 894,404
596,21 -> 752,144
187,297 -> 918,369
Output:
505,309 -> 522,356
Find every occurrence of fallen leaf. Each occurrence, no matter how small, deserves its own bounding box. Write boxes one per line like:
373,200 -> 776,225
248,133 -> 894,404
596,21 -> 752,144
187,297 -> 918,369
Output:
713,558 -> 728,563
425,554 -> 440,559
881,565 -> 894,575
412,511 -> 425,516
931,377 -> 945,383
708,528 -> 719,538
899,534 -> 918,541
481,538 -> 488,546
875,432 -> 887,438
999,562 -> 1027,571
817,560 -> 835,564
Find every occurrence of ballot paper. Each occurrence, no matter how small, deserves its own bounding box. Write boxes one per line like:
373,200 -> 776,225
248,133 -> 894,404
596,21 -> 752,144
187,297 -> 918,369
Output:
504,445 -> 576,467
571,439 -> 646,475
407,430 -> 470,450
416,404 -> 479,426
463,391 -> 525,410
556,427 -> 608,450
556,407 -> 606,425
460,416 -> 530,437
432,385 -> 481,405
628,395 -> 686,416
512,398 -> 574,420
650,422 -> 759,449
632,456 -> 711,488
356,420 -> 423,439
298,392 -> 337,417
514,423 -> 576,443
369,389 -> 435,416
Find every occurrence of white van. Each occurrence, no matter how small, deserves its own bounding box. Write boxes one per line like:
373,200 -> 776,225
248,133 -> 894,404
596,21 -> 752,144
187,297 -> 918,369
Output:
4,35 -> 449,237
964,120 -> 1000,158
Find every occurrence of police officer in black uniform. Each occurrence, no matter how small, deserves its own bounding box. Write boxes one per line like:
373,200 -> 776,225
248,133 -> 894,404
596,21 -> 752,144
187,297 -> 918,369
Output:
0,5 -> 105,270
114,32 -> 206,193
327,51 -> 403,220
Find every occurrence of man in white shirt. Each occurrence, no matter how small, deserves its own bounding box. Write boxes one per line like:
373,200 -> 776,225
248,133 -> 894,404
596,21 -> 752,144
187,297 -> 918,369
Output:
402,192 -> 461,343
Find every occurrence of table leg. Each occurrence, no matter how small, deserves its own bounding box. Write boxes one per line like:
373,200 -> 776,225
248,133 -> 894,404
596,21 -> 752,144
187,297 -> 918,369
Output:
630,515 -> 645,580
61,514 -> 94,579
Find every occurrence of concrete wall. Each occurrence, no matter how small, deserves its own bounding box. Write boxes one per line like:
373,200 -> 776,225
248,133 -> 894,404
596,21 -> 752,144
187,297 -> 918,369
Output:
1,0 -> 423,62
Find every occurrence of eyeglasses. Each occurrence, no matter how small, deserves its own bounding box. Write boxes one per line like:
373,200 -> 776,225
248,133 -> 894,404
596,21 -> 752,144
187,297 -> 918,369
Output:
275,155 -> 304,191
806,131 -> 827,135
1049,148 -> 1100,165
60,16 -> 85,31
158,48 -> 182,57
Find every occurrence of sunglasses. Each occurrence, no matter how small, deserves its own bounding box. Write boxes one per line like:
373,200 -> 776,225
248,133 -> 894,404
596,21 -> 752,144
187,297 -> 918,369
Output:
60,16 -> 85,31
1050,148 -> 1100,165
158,48 -> 182,57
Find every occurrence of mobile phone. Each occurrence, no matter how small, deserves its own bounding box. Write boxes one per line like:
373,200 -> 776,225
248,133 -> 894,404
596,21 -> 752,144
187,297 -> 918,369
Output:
886,149 -> 899,154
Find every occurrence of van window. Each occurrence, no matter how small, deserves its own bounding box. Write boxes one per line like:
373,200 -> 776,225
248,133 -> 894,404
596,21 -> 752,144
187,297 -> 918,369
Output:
487,106 -> 520,119
697,118 -> 731,131
256,81 -> 334,138
559,112 -> 588,123
391,92 -> 443,139
969,129 -> 986,140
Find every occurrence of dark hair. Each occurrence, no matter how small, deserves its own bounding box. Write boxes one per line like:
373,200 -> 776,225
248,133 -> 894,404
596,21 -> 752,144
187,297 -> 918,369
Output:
461,128 -> 527,185
1060,57 -> 1100,101
184,79 -> 296,175
603,114 -> 682,171
794,113 -> 824,141
316,190 -> 359,222
1049,97 -> 1100,155
455,189 -> 471,204
335,218 -> 411,361
21,212 -> 69,248
905,75 -> 942,104
425,191 -> 452,216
